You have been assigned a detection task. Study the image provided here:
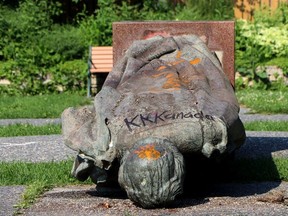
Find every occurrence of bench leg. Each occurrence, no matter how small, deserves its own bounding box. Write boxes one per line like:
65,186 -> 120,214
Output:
88,73 -> 108,97
96,73 -> 108,94
87,71 -> 92,97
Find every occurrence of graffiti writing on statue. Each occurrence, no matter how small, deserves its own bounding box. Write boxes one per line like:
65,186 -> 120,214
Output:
124,110 -> 214,132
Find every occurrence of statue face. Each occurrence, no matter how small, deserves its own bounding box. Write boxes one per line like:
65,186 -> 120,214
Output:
118,138 -> 185,208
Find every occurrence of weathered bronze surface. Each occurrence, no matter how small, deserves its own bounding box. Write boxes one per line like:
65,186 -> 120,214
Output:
62,34 -> 245,208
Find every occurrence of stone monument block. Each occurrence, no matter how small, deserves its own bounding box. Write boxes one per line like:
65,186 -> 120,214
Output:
113,21 -> 235,86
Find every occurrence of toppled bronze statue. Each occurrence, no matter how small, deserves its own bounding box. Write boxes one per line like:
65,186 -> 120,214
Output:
62,34 -> 246,208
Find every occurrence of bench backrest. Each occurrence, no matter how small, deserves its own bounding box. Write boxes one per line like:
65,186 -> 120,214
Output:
89,46 -> 113,73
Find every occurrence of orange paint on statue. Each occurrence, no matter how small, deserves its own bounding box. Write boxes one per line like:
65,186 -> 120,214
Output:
190,58 -> 201,65
152,51 -> 200,91
176,51 -> 182,59
157,65 -> 166,71
170,59 -> 185,66
152,72 -> 181,90
134,144 -> 161,160
162,73 -> 181,89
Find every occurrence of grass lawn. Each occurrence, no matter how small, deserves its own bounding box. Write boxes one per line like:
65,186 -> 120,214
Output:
0,160 -> 78,186
244,121 -> 288,131
0,93 -> 91,119
236,89 -> 288,114
0,159 -> 90,210
0,124 -> 61,137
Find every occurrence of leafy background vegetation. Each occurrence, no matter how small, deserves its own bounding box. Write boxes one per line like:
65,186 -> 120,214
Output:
235,4 -> 288,90
2,0 -> 286,96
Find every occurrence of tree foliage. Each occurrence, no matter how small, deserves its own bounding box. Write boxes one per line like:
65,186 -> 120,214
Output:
0,0 -> 235,95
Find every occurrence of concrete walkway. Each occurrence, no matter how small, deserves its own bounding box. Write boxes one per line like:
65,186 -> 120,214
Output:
0,118 -> 61,126
0,107 -> 287,126
21,182 -> 288,216
0,109 -> 287,216
239,107 -> 288,122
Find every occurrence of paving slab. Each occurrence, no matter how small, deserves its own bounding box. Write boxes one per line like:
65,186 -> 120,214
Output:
22,182 -> 288,216
0,186 -> 25,216
236,131 -> 288,159
240,114 -> 288,122
0,118 -> 61,126
0,135 -> 75,162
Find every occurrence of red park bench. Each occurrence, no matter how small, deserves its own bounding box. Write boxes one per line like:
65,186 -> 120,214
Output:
87,46 -> 113,97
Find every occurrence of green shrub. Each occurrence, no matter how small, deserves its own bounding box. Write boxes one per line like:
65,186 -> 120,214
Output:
78,0 -> 119,46
77,0 -> 176,46
39,25 -> 87,61
0,1 -> 89,95
264,57 -> 288,76
253,3 -> 288,26
0,59 -> 87,95
51,59 -> 87,93
179,0 -> 234,20
235,3 -> 288,90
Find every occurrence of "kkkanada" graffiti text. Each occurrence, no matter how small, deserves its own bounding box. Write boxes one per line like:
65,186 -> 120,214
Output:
124,110 -> 214,132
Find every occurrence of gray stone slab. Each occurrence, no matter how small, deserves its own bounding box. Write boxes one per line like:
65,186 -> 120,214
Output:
0,135 -> 75,162
239,107 -> 288,122
240,114 -> 288,122
113,21 -> 236,86
0,186 -> 25,216
236,131 -> 288,159
0,118 -> 61,126
22,182 -> 288,216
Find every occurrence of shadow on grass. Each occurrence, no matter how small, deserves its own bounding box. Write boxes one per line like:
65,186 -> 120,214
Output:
237,135 -> 288,159
182,135 -> 288,199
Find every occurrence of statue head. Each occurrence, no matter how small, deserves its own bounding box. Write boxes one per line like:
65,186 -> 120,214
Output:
118,137 -> 185,208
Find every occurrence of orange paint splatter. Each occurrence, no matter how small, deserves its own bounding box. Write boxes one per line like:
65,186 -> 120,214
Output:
152,72 -> 181,90
157,65 -> 166,71
162,73 -> 181,89
134,144 -> 161,160
170,59 -> 185,66
190,58 -> 201,65
176,51 -> 182,59
157,59 -> 185,71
